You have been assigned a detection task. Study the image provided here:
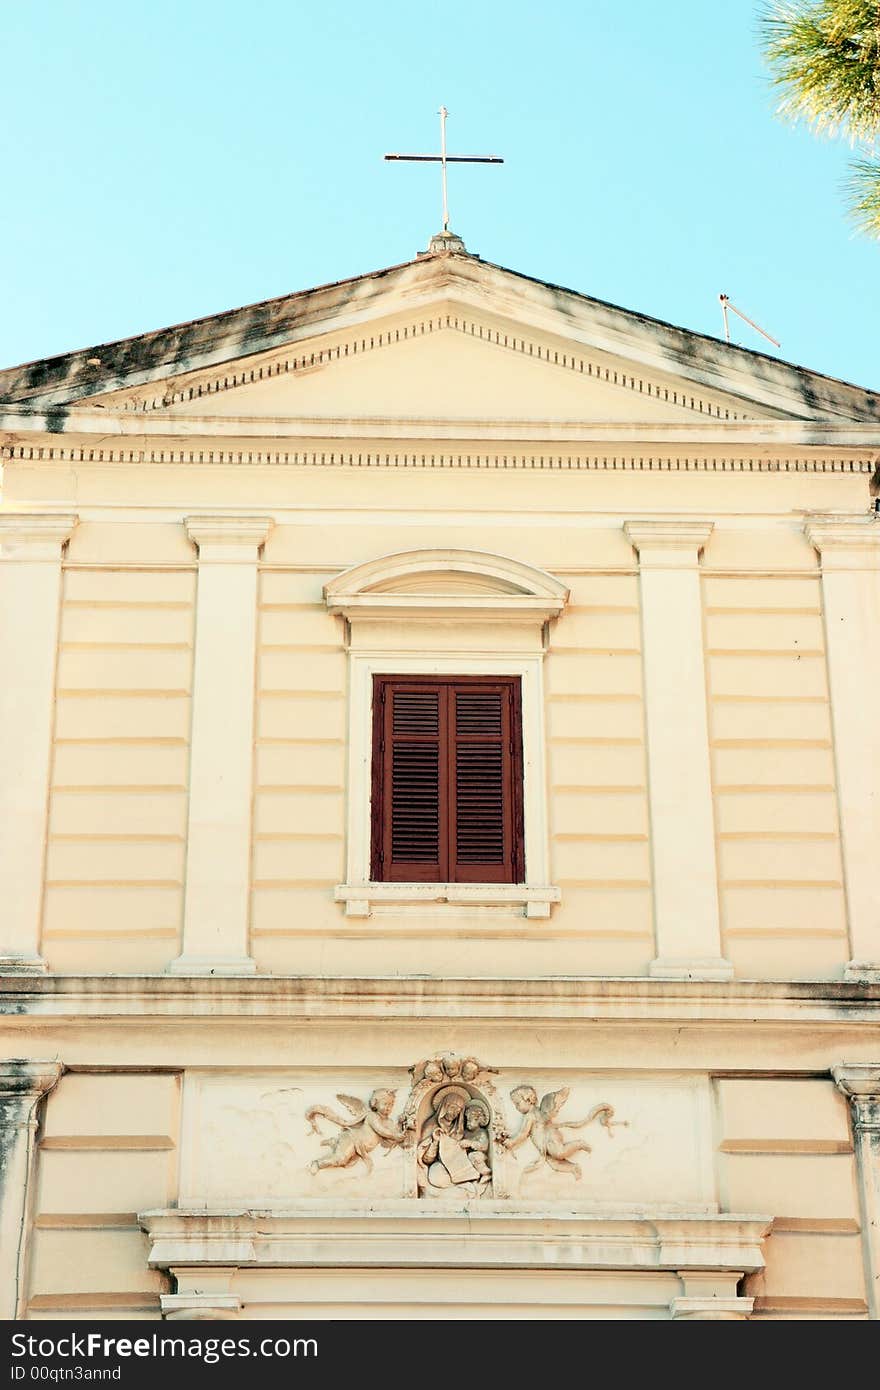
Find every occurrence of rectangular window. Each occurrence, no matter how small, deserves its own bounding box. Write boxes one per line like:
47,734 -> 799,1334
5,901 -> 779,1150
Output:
370,675 -> 524,884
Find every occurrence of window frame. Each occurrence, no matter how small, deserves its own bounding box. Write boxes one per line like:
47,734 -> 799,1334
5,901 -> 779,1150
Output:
370,674 -> 525,885
335,653 -> 558,919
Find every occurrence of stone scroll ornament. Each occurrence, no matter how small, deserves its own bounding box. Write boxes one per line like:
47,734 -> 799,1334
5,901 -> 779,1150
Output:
502,1085 -> 627,1179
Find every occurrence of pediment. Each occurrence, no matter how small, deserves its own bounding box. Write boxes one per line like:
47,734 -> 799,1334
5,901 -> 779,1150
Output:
106,307 -> 774,427
324,549 -> 569,623
2,248 -> 878,432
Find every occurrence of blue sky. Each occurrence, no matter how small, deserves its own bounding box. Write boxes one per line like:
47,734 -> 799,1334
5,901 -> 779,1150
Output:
2,0 -> 876,389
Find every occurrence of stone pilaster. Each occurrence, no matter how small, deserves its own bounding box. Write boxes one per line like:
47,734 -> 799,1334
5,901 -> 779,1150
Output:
806,518 -> 880,981
170,517 -> 273,975
625,522 -> 731,980
833,1064 -> 880,1320
0,515 -> 77,972
0,1061 -> 63,1318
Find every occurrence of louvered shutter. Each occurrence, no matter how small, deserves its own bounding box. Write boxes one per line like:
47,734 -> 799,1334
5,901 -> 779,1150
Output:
371,676 -> 523,883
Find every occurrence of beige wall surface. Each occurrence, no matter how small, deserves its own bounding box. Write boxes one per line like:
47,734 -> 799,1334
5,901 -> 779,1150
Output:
16,1063 -> 869,1320
6,495 -> 867,981
2,261 -> 878,1320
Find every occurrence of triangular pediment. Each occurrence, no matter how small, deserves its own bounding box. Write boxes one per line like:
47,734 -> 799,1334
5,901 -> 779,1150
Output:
102,305 -> 770,426
1,248 -> 878,430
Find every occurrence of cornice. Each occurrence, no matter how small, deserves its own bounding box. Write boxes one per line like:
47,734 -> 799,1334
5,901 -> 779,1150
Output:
3,411 -> 880,447
1,442 -> 873,474
1,974 -> 878,1025
139,1207 -> 773,1276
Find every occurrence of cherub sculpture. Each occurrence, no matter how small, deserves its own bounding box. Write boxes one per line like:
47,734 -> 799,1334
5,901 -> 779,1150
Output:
503,1085 -> 626,1180
306,1088 -> 404,1176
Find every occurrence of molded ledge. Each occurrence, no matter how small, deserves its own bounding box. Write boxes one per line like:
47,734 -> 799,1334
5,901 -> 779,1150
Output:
167,954 -> 258,977
649,956 -> 734,982
335,882 -> 561,919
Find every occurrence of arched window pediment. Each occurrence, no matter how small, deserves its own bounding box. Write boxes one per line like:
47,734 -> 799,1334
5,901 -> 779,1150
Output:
324,548 -> 569,623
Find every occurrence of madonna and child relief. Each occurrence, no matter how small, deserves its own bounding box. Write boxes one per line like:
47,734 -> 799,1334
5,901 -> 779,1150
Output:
173,1054 -> 733,1209
305,1053 -> 624,1199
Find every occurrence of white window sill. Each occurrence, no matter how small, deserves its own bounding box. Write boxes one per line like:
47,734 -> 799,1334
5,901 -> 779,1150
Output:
335,883 -> 561,919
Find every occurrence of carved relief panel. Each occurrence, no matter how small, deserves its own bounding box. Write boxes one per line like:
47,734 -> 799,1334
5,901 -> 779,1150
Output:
178,1058 -> 714,1208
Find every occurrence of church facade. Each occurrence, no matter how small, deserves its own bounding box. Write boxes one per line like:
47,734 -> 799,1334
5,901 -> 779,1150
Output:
1,235 -> 879,1320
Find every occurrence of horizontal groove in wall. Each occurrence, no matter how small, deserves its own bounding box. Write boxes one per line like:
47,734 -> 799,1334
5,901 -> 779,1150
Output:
722,927 -> 847,940
549,737 -> 642,747
260,644 -> 344,654
711,739 -> 832,750
250,926 -> 647,941
28,1295 -> 161,1311
256,784 -> 345,794
770,1218 -> 860,1234
252,879 -> 337,890
34,1214 -> 139,1230
254,832 -> 344,842
54,737 -> 188,747
720,1139 -> 852,1155
256,737 -> 344,747
60,642 -> 192,653
259,603 -> 327,612
715,784 -> 835,795
259,690 -> 345,700
40,1136 -> 174,1151
711,695 -> 828,705
751,1297 -> 867,1315
553,784 -> 647,794
57,688 -> 190,699
707,649 -> 825,659
564,605 -> 640,614
552,832 -> 649,842
46,879 -> 183,888
704,607 -> 823,617
549,647 -> 640,657
49,834 -> 186,844
42,928 -> 179,940
722,878 -> 842,889
546,693 -> 641,704
50,786 -> 187,796
64,600 -> 192,610
718,831 -> 838,842
554,878 -> 651,889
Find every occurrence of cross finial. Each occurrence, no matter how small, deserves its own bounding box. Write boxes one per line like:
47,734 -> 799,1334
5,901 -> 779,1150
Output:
385,107 -> 503,250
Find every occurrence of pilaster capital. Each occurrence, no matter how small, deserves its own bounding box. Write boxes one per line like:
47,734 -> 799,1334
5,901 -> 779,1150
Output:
184,515 -> 273,563
161,1293 -> 242,1321
0,514 -> 77,561
0,1061 -> 62,1106
624,520 -> 713,567
805,515 -> 880,569
833,1064 -> 880,1131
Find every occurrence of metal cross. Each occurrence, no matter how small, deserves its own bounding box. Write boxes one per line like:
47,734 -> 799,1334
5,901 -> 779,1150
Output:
385,107 -> 503,234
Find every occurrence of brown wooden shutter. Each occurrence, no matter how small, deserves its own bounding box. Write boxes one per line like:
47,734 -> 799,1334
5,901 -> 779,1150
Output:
371,676 -> 523,884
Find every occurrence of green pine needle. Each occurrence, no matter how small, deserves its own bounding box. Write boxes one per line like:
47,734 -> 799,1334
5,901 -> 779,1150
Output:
759,1 -> 880,234
844,154 -> 880,233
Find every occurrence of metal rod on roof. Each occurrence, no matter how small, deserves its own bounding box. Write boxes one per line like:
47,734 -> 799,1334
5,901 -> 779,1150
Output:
718,294 -> 780,348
